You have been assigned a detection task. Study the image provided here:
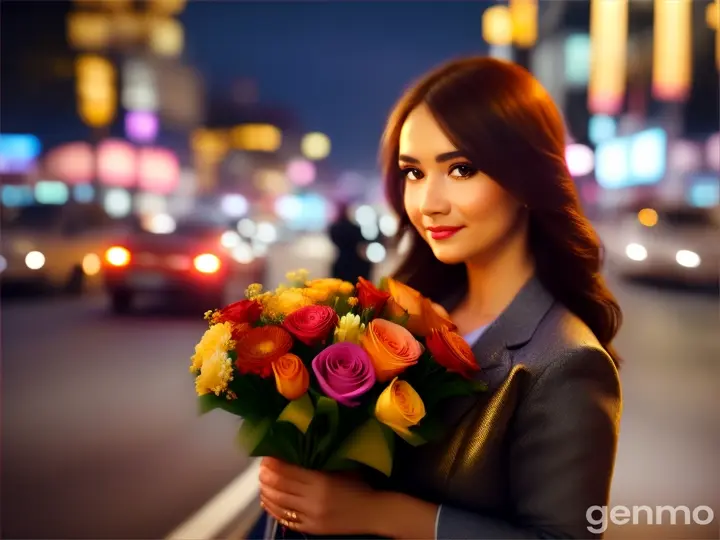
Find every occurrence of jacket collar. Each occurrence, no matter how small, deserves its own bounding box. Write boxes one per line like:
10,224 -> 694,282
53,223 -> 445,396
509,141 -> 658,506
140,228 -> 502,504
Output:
441,274 -> 555,388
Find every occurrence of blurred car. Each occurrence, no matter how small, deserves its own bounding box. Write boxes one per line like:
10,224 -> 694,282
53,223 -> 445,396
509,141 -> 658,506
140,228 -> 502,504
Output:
599,205 -> 720,285
101,220 -> 266,313
1,203 -> 123,294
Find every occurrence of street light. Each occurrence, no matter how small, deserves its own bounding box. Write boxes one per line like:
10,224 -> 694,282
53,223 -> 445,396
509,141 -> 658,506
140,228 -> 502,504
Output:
482,5 -> 513,47
148,17 -> 185,58
67,12 -> 111,50
510,0 -> 537,48
707,0 -> 719,70
588,0 -> 629,115
75,54 -> 117,128
652,0 -> 692,102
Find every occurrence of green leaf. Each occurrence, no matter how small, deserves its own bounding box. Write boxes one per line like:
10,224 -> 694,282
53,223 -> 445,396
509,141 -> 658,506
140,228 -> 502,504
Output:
307,397 -> 340,466
197,393 -> 224,415
360,307 -> 375,325
471,380 -> 489,392
426,378 -> 483,407
315,397 -> 340,434
237,417 -> 272,455
251,421 -> 304,465
325,418 -> 395,477
396,428 -> 427,447
221,374 -> 286,421
277,393 -> 314,434
409,415 -> 445,442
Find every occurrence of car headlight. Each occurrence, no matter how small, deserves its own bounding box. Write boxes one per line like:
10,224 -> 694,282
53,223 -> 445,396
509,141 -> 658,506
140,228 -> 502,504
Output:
676,250 -> 701,268
625,243 -> 647,262
25,251 -> 46,270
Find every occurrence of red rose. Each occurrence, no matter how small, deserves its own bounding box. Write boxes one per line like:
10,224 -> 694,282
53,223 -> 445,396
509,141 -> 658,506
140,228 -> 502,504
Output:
427,327 -> 480,379
215,300 -> 262,325
232,322 -> 252,341
283,305 -> 338,346
356,277 -> 390,314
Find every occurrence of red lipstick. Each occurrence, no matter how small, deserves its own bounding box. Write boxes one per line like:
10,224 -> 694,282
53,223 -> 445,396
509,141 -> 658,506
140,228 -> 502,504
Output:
427,226 -> 465,240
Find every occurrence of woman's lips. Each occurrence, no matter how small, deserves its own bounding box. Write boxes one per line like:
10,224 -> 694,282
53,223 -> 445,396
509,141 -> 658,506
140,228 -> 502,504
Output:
427,226 -> 465,240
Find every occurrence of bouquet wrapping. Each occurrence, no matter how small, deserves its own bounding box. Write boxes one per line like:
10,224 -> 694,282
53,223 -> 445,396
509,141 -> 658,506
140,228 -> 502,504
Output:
189,270 -> 486,477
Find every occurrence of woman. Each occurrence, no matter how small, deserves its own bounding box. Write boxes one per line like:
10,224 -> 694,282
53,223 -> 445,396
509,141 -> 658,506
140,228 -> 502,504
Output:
259,57 -> 623,539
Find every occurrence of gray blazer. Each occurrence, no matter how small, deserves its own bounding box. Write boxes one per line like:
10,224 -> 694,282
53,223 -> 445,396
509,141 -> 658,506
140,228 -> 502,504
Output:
390,275 -> 623,539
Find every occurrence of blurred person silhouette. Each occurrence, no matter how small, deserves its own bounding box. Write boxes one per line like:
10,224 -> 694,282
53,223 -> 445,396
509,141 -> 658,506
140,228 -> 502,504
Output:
328,201 -> 371,282
259,57 -> 623,539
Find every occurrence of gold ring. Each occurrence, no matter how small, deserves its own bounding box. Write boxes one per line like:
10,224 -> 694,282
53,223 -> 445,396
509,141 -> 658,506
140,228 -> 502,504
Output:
279,518 -> 298,529
283,509 -> 299,521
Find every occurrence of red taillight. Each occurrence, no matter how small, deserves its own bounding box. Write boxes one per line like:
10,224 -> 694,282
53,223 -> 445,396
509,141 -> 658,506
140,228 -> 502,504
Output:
105,246 -> 131,267
193,253 -> 221,274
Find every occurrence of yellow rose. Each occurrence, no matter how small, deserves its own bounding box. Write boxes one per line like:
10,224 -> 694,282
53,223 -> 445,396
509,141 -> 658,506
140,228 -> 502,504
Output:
195,350 -> 234,396
306,278 -> 355,296
272,354 -> 310,400
303,287 -> 330,303
375,377 -> 426,437
262,288 -> 313,315
306,278 -> 344,290
338,282 -> 355,295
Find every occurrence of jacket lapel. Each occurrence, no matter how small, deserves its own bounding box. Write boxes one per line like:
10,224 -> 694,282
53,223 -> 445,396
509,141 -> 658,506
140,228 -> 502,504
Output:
438,275 -> 555,429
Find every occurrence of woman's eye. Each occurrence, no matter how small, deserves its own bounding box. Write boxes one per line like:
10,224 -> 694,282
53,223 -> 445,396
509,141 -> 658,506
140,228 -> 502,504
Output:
401,168 -> 424,181
449,164 -> 476,178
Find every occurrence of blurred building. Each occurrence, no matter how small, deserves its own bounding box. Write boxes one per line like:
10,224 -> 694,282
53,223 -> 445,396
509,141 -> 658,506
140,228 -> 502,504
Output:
527,0 -> 719,211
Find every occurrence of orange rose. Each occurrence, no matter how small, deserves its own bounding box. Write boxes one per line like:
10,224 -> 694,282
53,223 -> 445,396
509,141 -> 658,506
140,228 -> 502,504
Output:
410,297 -> 457,337
426,327 -> 480,379
235,326 -> 293,378
386,277 -> 423,317
272,354 -> 310,400
361,319 -> 423,382
386,278 -> 456,336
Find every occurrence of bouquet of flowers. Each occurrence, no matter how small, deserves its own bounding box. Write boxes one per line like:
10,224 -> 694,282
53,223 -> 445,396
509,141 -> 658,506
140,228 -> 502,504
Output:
189,270 -> 486,477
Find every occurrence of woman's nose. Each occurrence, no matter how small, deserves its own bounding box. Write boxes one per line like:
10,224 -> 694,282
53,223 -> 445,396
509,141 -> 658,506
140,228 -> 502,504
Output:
419,175 -> 450,216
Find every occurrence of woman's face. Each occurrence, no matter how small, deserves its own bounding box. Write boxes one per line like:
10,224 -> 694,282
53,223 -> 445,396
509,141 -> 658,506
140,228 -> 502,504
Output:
399,104 -> 525,265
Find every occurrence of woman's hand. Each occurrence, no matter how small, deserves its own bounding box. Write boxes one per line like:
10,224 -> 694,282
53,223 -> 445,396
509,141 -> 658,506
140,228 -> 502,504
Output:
258,457 -> 377,536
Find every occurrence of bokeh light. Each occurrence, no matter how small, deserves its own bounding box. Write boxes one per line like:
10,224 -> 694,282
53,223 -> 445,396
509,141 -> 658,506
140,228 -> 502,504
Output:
125,111 -> 159,143
82,253 -> 102,276
221,194 -> 249,218
366,242 -> 386,263
286,159 -> 316,187
103,188 -> 133,218
638,208 -> 659,227
565,143 -> 595,177
301,132 -> 331,160
25,251 -> 46,270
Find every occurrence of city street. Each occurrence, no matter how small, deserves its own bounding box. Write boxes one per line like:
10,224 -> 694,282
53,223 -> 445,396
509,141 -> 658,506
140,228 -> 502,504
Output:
1,247 -> 719,539
1,293 -> 250,539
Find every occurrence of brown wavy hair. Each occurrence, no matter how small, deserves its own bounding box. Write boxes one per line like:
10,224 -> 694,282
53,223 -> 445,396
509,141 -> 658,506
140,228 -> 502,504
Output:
381,57 -> 623,366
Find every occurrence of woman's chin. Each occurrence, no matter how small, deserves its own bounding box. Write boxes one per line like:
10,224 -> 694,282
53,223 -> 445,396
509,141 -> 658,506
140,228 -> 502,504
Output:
430,248 -> 467,265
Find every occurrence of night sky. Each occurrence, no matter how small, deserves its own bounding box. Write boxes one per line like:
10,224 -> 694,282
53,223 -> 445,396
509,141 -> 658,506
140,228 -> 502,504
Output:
1,0 -> 491,172
1,1 -> 716,173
